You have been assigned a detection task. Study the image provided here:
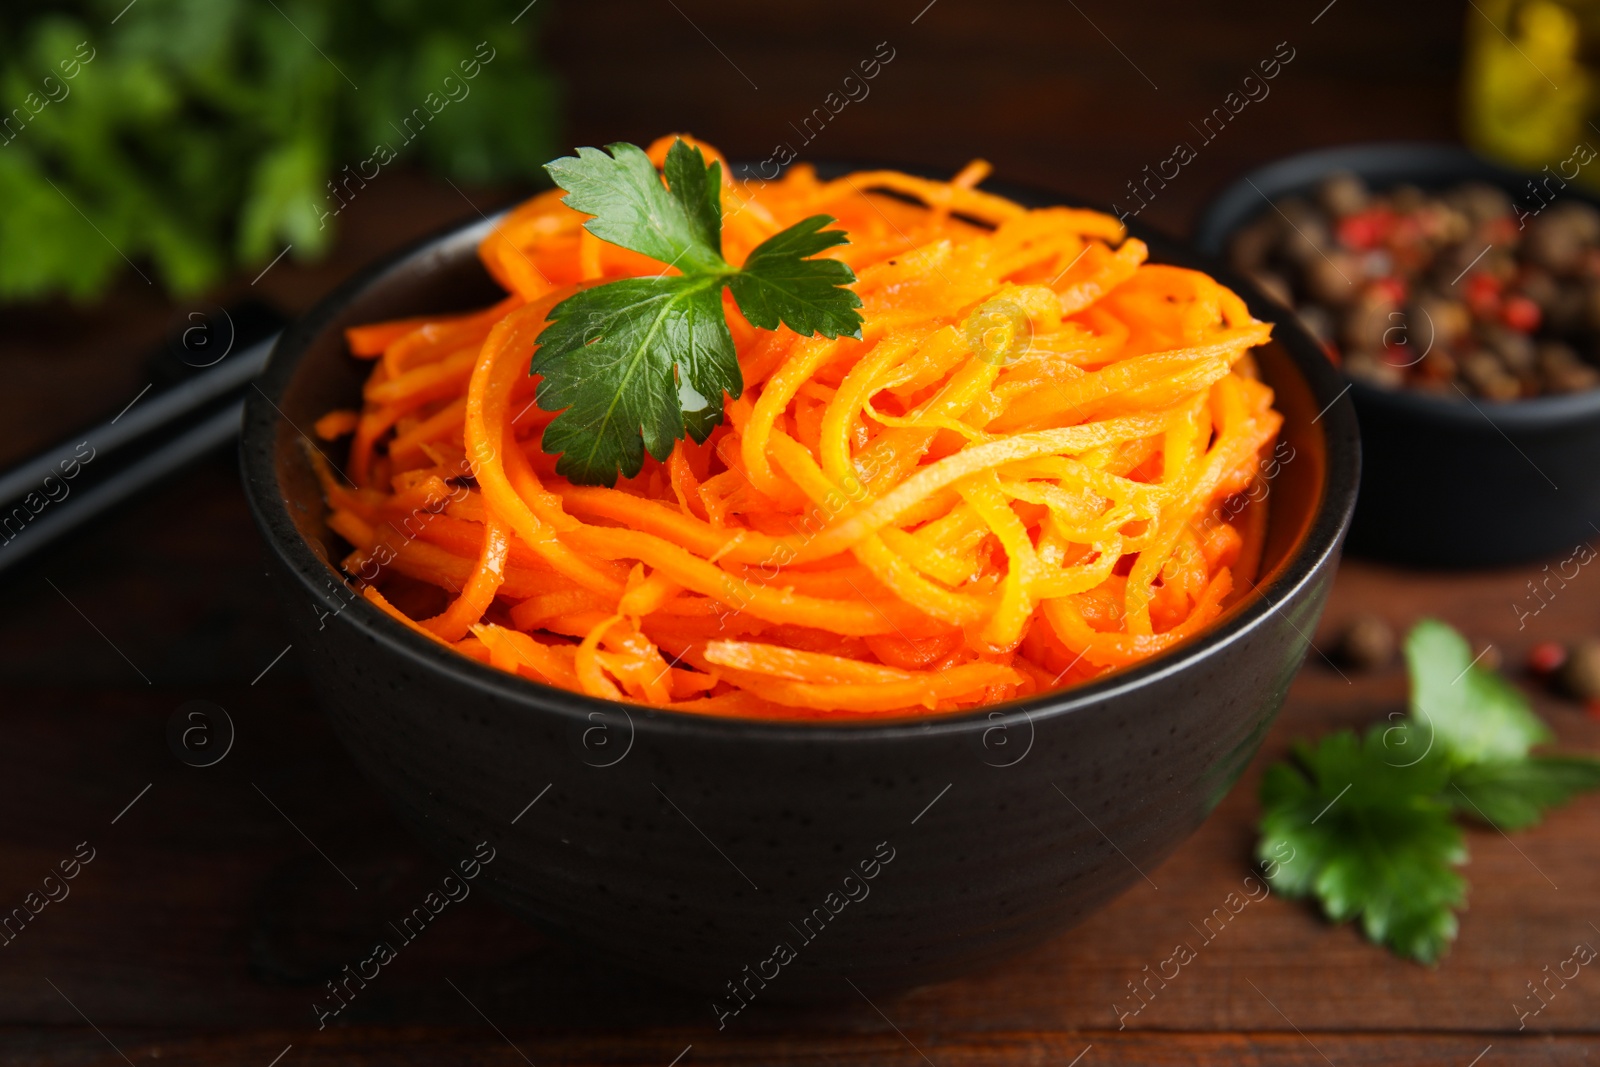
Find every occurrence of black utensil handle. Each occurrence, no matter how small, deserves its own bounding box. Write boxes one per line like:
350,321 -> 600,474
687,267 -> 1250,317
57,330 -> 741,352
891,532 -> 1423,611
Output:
0,396 -> 248,576
0,333 -> 277,507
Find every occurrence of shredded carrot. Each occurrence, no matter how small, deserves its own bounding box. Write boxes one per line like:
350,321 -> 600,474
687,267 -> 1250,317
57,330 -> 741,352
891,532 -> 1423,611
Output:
318,136 -> 1283,720
315,410 -> 360,440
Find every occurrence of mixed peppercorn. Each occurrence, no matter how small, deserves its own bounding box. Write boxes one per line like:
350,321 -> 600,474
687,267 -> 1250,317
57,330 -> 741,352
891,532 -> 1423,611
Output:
1229,172 -> 1600,400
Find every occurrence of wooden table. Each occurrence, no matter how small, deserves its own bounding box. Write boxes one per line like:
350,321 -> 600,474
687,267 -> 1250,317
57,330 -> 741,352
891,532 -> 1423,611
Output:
4,1 -> 1597,1062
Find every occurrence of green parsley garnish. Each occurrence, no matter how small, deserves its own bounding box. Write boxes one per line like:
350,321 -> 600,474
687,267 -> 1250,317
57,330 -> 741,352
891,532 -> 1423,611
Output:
1257,619 -> 1600,964
529,139 -> 865,486
1258,723 -> 1467,964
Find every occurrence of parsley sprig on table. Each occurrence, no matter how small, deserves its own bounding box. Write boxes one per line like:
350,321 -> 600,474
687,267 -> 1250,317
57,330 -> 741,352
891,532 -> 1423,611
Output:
1257,619 -> 1600,963
530,139 -> 865,486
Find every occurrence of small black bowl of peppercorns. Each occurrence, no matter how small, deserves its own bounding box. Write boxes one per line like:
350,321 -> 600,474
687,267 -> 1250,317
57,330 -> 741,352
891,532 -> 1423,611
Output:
1197,142 -> 1600,568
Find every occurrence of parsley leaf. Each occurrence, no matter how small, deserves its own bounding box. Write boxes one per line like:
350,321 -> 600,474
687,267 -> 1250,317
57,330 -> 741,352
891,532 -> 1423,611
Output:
1259,727 -> 1466,964
728,215 -> 864,338
532,139 -> 865,485
543,141 -> 726,274
1257,621 -> 1600,964
1407,618 -> 1551,765
1449,755 -> 1600,831
530,276 -> 736,482
0,6 -> 560,299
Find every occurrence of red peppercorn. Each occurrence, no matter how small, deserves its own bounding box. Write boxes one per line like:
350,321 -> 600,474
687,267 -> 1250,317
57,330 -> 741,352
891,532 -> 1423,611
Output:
1372,276 -> 1408,305
1528,641 -> 1567,675
1336,215 -> 1371,250
1465,272 -> 1501,317
1501,294 -> 1542,333
1337,209 -> 1394,251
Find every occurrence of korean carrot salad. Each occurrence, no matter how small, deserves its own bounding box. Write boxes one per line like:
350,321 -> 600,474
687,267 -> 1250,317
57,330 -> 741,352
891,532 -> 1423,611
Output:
314,135 -> 1282,720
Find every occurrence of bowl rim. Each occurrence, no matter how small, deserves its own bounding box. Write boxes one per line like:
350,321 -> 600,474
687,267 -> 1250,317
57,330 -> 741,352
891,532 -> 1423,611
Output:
1194,138 -> 1600,427
240,166 -> 1360,742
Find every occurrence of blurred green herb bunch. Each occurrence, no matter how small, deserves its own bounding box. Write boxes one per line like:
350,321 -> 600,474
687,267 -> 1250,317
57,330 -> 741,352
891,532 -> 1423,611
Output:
0,0 -> 558,301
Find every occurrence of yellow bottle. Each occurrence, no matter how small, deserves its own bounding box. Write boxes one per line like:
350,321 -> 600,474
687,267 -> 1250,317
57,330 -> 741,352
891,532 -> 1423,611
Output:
1463,0 -> 1598,183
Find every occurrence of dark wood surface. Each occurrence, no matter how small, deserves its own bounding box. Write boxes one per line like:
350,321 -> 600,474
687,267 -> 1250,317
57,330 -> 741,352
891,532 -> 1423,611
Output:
5,1 -> 1598,1062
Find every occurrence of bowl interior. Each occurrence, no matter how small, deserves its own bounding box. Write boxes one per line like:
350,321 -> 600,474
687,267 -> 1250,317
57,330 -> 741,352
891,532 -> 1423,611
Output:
271,216 -> 504,579
247,170 -> 1357,732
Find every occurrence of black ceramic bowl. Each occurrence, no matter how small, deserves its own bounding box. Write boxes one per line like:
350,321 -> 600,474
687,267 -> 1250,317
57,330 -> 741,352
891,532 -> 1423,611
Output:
241,169 -> 1358,1005
1197,141 -> 1600,568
